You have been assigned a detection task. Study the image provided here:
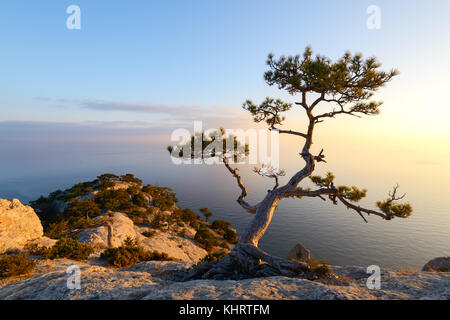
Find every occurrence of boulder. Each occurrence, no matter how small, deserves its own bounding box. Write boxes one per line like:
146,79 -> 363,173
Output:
286,243 -> 311,261
422,257 -> 450,272
77,212 -> 207,262
0,199 -> 44,253
77,212 -> 135,249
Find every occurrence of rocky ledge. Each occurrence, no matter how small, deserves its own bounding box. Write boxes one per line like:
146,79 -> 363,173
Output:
0,259 -> 448,300
0,174 -> 448,300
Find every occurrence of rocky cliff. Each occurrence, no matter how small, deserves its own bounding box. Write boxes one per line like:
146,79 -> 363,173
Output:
0,259 -> 448,300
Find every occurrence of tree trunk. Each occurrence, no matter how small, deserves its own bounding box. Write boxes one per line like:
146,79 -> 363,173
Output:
227,189 -> 309,277
240,192 -> 279,246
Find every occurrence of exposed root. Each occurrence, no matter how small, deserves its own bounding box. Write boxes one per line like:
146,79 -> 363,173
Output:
182,243 -> 310,281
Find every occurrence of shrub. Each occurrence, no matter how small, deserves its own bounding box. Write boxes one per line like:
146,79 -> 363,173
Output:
95,189 -> 135,212
132,193 -> 148,207
151,214 -> 166,229
143,185 -> 178,211
194,227 -> 218,251
45,237 -> 94,261
44,220 -> 70,239
308,257 -> 331,277
0,253 -> 36,278
101,238 -> 175,268
179,208 -> 199,223
24,243 -> 49,256
211,220 -> 232,232
69,199 -> 102,220
223,228 -> 239,244
99,179 -> 115,189
120,174 -> 143,185
200,208 -> 213,222
142,230 -> 156,238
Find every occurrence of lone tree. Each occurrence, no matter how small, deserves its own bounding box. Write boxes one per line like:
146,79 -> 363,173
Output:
200,208 -> 213,222
170,47 -> 412,279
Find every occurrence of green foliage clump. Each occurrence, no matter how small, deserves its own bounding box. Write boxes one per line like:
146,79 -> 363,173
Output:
377,199 -> 412,218
132,192 -> 148,207
151,214 -> 166,229
211,220 -> 231,232
194,226 -> 219,251
41,200 -> 102,238
167,129 -> 249,163
307,257 -> 331,278
143,185 -> 178,211
211,219 -> 238,244
337,185 -> 367,202
45,237 -> 94,261
310,172 -> 335,188
179,208 -> 200,223
120,174 -> 143,185
223,228 -> 239,244
100,238 -> 175,268
43,220 -> 70,239
199,208 -> 213,222
0,253 -> 36,278
95,189 -> 134,212
69,199 -> 102,220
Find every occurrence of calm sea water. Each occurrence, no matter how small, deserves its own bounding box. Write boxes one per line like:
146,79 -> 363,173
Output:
0,137 -> 448,269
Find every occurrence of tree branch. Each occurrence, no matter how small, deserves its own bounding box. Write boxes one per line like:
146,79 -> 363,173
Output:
222,155 -> 259,214
269,126 -> 308,138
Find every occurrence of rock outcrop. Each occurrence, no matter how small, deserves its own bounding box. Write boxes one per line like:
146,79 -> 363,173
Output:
0,199 -> 44,253
76,212 -> 207,262
422,257 -> 450,272
0,259 -> 448,300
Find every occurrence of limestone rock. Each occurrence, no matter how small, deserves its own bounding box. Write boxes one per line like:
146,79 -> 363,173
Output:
0,260 -> 448,300
76,212 -> 207,262
138,230 -> 207,262
77,212 -> 135,249
286,243 -> 311,261
0,199 -> 44,253
26,236 -> 57,249
422,257 -> 450,272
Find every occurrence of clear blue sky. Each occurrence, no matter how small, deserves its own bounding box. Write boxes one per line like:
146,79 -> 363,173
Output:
1,0 -> 450,127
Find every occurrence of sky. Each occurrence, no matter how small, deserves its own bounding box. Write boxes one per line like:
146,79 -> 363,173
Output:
1,0 -> 450,150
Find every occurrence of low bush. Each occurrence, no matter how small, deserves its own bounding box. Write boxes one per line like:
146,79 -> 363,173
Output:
308,257 -> 331,277
194,227 -> 218,251
143,185 -> 178,211
0,253 -> 36,278
132,193 -> 148,207
211,220 -> 231,233
24,243 -> 49,256
45,237 -> 94,261
120,174 -> 143,185
151,214 -> 166,229
223,228 -> 239,244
